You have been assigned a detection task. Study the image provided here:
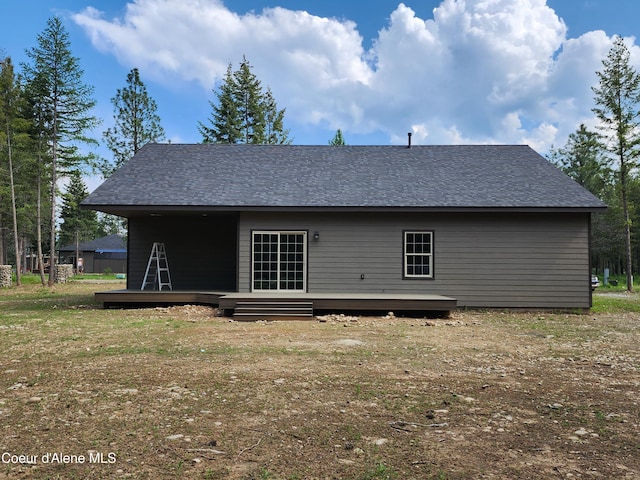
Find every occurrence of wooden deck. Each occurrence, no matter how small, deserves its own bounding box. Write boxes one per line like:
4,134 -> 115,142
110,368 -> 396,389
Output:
95,290 -> 226,307
95,290 -> 456,317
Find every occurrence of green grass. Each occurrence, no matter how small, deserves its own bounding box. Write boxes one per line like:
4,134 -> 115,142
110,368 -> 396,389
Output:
359,461 -> 399,480
594,273 -> 640,290
8,273 -> 47,285
73,272 -> 122,280
592,291 -> 640,313
9,272 -> 122,284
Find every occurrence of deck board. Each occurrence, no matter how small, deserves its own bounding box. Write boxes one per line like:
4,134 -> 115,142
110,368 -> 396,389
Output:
95,290 -> 456,314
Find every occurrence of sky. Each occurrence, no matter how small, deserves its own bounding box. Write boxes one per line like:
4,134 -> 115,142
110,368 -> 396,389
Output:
3,0 -> 640,191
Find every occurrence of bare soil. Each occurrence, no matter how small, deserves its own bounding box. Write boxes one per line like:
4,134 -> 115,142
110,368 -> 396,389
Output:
0,284 -> 638,479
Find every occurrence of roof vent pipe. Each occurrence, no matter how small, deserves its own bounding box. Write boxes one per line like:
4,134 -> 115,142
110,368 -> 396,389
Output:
407,132 -> 412,148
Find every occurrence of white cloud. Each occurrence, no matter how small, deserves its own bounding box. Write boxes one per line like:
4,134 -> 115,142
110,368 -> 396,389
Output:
73,0 -> 630,151
74,0 -> 371,127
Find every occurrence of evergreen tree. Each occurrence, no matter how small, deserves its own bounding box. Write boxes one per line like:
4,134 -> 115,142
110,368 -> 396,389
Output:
22,73 -> 52,284
96,212 -> 125,237
592,36 -> 640,291
199,64 -> 241,143
234,56 -> 265,144
329,129 -> 346,146
0,56 -> 23,283
0,50 -> 5,265
59,170 -> 100,248
199,57 -> 290,144
0,57 -> 39,282
103,68 -> 165,173
263,87 -> 291,145
550,124 -> 611,197
22,16 -> 99,285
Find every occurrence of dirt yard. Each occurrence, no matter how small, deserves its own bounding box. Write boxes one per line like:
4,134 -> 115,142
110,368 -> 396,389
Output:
0,283 -> 638,479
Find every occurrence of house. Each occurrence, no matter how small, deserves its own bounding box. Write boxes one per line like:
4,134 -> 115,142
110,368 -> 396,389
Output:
82,143 -> 606,312
58,234 -> 127,274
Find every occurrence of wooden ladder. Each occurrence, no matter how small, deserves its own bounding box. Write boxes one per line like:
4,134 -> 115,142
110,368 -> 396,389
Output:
141,242 -> 172,291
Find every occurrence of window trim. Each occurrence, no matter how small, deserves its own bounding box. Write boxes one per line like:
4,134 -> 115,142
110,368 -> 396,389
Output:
403,230 -> 434,279
250,230 -> 308,292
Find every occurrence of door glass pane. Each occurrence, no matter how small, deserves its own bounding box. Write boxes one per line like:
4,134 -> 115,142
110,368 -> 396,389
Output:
253,233 -> 279,290
253,232 -> 305,291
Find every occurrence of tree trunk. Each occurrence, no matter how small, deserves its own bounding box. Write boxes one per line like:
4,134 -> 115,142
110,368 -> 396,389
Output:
18,236 -> 24,274
48,102 -> 58,287
75,229 -> 80,275
0,216 -> 4,265
36,155 -> 46,286
621,163 -> 634,292
48,158 -> 56,286
7,131 -> 22,286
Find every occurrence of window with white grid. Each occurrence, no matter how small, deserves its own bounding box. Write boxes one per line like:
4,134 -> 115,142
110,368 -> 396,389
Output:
404,231 -> 433,278
252,231 -> 306,291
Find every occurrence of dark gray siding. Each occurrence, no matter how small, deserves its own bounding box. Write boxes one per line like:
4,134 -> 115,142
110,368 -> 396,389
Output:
93,256 -> 127,275
128,215 -> 238,290
57,252 -> 126,274
238,212 -> 591,308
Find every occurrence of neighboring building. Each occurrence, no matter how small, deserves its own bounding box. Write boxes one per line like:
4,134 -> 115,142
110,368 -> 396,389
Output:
58,234 -> 127,274
82,143 -> 606,309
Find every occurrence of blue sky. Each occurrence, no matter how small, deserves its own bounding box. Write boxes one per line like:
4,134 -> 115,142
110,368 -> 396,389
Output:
3,0 -> 640,190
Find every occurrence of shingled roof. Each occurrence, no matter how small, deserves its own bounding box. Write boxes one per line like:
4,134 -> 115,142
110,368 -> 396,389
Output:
82,143 -> 606,216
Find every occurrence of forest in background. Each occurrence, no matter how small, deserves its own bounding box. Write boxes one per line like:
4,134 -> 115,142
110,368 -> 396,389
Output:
1,17 -> 639,290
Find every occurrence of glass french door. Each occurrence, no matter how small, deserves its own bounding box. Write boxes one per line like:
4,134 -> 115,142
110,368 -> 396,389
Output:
252,231 -> 307,292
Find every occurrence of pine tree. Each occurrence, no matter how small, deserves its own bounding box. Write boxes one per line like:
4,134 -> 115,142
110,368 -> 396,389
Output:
0,56 -> 23,284
199,57 -> 290,144
22,73 -> 52,284
0,50 -> 5,265
199,64 -> 242,144
59,170 -> 100,248
329,129 -> 346,146
592,36 -> 640,291
550,124 -> 611,197
263,87 -> 291,145
234,56 -> 266,144
103,68 -> 165,173
22,16 -> 99,285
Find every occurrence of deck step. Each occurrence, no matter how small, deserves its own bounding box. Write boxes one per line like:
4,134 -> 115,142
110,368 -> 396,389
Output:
233,301 -> 314,321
